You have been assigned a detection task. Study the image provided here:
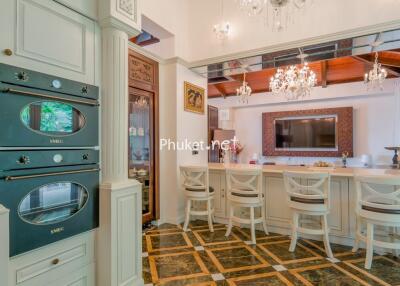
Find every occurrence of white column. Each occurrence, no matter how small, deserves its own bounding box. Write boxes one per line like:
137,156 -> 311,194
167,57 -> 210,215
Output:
0,205 -> 9,286
101,27 -> 129,183
97,17 -> 143,286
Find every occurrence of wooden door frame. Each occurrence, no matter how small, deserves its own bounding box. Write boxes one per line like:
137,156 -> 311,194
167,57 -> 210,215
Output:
128,48 -> 160,222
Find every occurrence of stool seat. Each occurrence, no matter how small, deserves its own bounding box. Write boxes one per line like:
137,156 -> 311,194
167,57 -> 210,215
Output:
186,186 -> 215,193
361,204 -> 400,214
290,197 -> 325,204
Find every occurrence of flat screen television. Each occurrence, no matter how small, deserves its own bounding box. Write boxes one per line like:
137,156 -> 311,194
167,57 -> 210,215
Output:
274,115 -> 338,151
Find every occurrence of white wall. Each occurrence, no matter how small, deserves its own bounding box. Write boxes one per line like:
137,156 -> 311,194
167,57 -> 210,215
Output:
140,0 -> 189,59
158,61 -> 208,224
209,79 -> 400,167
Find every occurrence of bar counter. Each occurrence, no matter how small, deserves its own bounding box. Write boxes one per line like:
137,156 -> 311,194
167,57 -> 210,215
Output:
207,162 -> 400,246
208,163 -> 400,178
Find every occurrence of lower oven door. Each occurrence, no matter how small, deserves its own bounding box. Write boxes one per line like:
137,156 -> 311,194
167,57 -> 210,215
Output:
0,165 -> 99,257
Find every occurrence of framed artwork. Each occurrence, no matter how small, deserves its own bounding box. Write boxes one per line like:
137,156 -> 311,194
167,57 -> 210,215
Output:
184,81 -> 205,114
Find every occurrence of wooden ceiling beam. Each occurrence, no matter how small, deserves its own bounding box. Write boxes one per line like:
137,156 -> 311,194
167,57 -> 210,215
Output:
213,84 -> 228,98
320,60 -> 328,88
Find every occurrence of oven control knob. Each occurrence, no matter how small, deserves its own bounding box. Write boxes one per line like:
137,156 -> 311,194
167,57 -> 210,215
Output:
53,154 -> 63,163
81,86 -> 88,94
16,71 -> 28,81
17,156 -> 30,165
51,79 -> 62,89
82,154 -> 89,160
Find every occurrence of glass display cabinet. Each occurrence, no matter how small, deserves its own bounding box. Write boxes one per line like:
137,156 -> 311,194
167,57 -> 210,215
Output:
128,48 -> 159,225
128,89 -> 154,223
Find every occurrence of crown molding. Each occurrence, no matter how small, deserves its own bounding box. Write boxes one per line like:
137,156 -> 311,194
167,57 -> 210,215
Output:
128,42 -> 190,67
99,16 -> 140,38
187,20 -> 400,68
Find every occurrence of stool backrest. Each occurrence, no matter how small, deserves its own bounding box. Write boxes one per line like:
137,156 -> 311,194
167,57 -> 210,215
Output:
354,176 -> 400,213
180,166 -> 209,193
283,171 -> 331,208
226,168 -> 263,198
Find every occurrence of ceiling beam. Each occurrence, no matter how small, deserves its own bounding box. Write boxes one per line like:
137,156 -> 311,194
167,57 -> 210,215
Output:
213,84 -> 227,98
351,55 -> 400,77
321,61 -> 328,88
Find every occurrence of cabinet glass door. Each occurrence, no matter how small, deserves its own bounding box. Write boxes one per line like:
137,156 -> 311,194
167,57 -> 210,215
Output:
128,90 -> 153,220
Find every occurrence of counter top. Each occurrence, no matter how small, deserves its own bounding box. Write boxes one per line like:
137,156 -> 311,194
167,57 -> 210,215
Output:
208,163 -> 400,178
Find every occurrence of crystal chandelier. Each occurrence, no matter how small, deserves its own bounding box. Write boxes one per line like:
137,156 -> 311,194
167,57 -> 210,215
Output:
237,73 -> 252,103
364,52 -> 388,90
237,0 -> 308,31
214,0 -> 230,40
270,57 -> 317,100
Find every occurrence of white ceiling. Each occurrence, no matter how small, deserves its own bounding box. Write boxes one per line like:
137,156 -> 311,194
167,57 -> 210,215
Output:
141,0 -> 400,64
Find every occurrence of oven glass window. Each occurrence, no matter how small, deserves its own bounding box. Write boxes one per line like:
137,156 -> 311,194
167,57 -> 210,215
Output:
21,101 -> 85,136
18,182 -> 89,225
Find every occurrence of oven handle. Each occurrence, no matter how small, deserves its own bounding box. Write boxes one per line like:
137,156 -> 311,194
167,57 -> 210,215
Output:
4,168 -> 100,181
2,88 -> 99,106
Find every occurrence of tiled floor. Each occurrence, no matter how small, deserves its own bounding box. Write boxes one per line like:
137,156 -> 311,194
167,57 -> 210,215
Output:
142,221 -> 400,286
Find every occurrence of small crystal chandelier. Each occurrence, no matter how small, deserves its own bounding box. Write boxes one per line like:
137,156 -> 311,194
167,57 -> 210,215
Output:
364,52 -> 388,90
237,73 -> 252,103
270,52 -> 317,100
213,22 -> 230,40
214,0 -> 230,40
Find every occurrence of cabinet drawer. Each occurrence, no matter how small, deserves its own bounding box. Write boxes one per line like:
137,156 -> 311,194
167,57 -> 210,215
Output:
16,244 -> 86,284
52,263 -> 95,286
10,231 -> 95,286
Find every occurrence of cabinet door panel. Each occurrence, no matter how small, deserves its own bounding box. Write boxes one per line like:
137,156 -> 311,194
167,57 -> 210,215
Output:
306,178 -> 349,237
210,172 -> 225,218
0,0 -> 96,84
265,175 -> 291,228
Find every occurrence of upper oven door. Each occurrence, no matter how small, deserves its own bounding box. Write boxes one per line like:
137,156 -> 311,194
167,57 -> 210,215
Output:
0,83 -> 99,147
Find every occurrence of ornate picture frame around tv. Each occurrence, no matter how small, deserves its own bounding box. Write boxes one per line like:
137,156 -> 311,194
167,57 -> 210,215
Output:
262,107 -> 353,157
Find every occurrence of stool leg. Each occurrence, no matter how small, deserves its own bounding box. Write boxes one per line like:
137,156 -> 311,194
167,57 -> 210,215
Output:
289,212 -> 299,252
261,202 -> 269,235
365,223 -> 374,269
322,215 -> 334,259
207,198 -> 214,233
250,207 -> 256,244
225,203 -> 234,237
352,216 -> 361,253
390,227 -> 399,257
183,199 -> 191,231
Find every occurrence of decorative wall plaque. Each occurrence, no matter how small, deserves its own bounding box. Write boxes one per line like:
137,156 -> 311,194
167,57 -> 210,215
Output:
119,0 -> 133,15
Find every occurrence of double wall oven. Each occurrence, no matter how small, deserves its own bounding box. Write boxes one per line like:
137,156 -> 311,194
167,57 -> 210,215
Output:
0,63 -> 99,257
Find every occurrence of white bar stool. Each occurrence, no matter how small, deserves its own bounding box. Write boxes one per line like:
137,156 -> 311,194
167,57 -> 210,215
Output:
352,176 -> 400,269
283,171 -> 334,259
225,168 -> 268,244
180,166 -> 214,232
